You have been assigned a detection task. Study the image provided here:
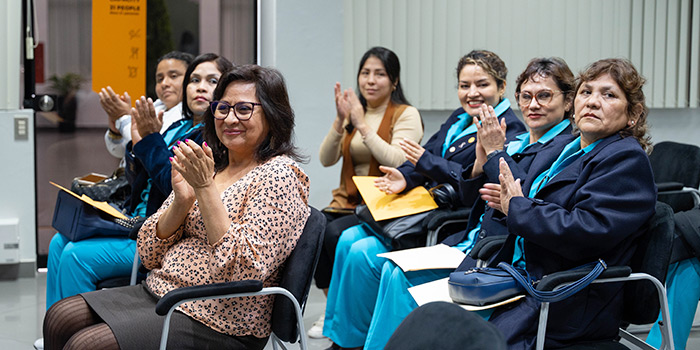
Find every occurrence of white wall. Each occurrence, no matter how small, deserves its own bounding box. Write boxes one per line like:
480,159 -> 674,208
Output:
260,0 -> 344,209
260,0 -> 700,210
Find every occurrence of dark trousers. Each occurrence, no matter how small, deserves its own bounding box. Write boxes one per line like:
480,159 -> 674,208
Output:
314,212 -> 360,289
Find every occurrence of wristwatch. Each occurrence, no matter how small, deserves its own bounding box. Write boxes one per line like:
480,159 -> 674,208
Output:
486,149 -> 503,161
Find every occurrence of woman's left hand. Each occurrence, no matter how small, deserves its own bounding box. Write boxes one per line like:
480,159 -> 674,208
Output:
170,140 -> 216,190
498,158 -> 523,215
132,96 -> 164,142
479,183 -> 504,212
400,138 -> 425,165
475,104 -> 507,155
346,89 -> 369,134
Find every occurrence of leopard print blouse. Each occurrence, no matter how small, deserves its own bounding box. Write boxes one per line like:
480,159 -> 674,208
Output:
138,155 -> 310,338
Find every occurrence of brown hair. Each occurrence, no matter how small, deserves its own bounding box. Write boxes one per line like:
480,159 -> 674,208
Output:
515,57 -> 575,119
576,58 -> 651,153
456,50 -> 507,90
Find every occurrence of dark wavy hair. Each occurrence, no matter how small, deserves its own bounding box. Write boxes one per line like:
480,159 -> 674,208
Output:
156,51 -> 195,67
356,47 -> 410,109
576,58 -> 651,153
182,53 -> 234,119
203,65 -> 304,171
456,50 -> 507,91
515,57 -> 576,119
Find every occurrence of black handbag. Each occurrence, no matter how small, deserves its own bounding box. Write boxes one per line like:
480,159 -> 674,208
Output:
355,183 -> 460,250
448,260 -> 607,306
71,167 -> 131,208
52,189 -> 140,242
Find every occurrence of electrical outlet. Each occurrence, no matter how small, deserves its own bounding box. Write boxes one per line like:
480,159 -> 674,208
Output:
14,117 -> 28,141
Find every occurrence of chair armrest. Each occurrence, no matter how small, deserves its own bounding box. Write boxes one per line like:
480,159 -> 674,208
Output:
155,279 -> 263,315
422,207 -> 471,231
656,182 -> 685,192
468,236 -> 507,260
536,266 -> 631,292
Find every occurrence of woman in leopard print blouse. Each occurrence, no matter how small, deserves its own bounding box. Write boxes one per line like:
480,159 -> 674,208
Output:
43,65 -> 310,350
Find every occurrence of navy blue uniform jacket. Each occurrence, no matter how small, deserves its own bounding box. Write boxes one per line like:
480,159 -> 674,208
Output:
443,124 -> 574,249
124,120 -> 205,216
397,106 -> 525,197
487,133 -> 657,349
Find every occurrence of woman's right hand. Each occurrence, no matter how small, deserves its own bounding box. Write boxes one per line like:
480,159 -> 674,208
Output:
471,131 -> 487,177
333,83 -> 351,133
374,166 -> 407,194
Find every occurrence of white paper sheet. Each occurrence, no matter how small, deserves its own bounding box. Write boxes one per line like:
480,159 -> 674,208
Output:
376,244 -> 466,272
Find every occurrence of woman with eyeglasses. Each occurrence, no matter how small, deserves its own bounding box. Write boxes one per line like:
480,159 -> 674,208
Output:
43,54 -> 233,320
321,50 -> 529,350
42,65 -> 310,350
486,58 -> 655,347
328,57 -> 575,350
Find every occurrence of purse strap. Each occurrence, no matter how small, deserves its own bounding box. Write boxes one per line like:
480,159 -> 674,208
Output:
497,259 -> 607,303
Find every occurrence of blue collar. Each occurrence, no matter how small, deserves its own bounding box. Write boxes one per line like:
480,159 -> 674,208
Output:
528,135 -> 601,198
506,119 -> 570,156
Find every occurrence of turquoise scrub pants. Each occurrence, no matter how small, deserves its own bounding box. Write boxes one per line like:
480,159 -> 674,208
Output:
647,259 -> 700,350
322,223 -> 454,349
323,224 -> 390,348
46,233 -> 136,309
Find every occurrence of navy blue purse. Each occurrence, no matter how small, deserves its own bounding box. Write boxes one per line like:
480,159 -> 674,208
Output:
448,260 -> 607,306
52,189 -> 138,241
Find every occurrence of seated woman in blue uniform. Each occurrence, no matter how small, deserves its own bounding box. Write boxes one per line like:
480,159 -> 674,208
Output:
44,54 -> 233,309
333,57 -> 578,350
488,58 -> 656,348
322,50 -> 525,350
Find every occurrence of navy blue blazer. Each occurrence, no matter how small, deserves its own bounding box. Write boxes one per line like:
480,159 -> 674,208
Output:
487,133 -> 657,348
397,106 -> 525,198
124,120 -> 205,216
443,124 -> 574,248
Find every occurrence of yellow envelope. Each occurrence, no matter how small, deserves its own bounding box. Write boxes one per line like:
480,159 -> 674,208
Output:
50,182 -> 129,220
353,176 -> 438,221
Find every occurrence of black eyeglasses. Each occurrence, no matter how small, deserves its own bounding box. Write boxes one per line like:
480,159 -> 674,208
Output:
516,90 -> 561,107
210,101 -> 262,120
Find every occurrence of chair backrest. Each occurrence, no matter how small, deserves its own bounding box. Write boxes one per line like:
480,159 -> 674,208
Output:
270,207 -> 326,342
622,201 -> 675,324
649,141 -> 700,212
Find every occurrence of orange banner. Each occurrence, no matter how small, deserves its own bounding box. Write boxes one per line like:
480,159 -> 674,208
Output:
92,0 -> 147,99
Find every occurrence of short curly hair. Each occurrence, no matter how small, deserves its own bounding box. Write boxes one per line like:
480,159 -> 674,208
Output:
576,58 -> 651,153
456,50 -> 507,90
515,57 -> 575,119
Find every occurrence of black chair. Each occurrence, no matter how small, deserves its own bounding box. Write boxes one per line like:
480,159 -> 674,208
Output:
649,141 -> 700,212
533,202 -> 676,350
155,207 -> 326,350
422,207 -> 471,246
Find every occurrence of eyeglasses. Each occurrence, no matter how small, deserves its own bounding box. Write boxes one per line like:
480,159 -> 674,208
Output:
210,101 -> 262,121
517,90 -> 561,107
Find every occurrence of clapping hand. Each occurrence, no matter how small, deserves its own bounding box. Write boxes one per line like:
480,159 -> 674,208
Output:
400,138 -> 425,166
498,158 -> 523,215
131,96 -> 164,144
99,86 -> 131,133
374,166 -> 407,195
474,104 -> 506,155
170,139 -> 215,190
480,183 -> 503,213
